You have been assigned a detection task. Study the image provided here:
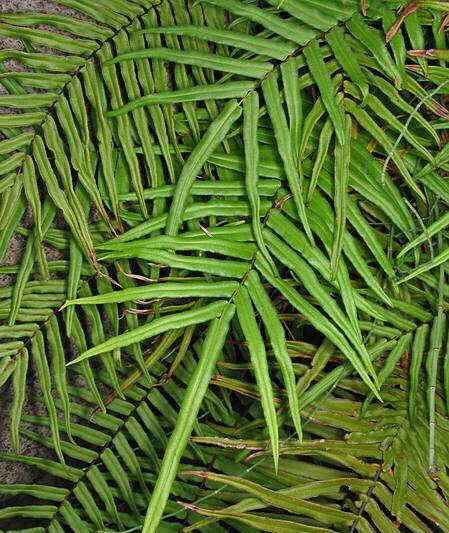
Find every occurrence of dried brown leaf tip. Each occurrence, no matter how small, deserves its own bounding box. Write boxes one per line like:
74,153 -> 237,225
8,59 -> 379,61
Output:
386,1 -> 419,42
441,13 -> 449,30
176,501 -> 200,512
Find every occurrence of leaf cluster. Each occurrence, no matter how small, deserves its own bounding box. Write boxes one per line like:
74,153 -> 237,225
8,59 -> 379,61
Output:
1,1 -> 449,532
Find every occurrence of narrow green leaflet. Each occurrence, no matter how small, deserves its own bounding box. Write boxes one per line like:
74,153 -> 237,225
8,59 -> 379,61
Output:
65,186 -> 89,337
0,92 -> 58,108
106,82 -> 253,117
307,119 -> 333,204
303,39 -> 345,145
0,12 -> 112,39
392,455 -> 408,520
327,26 -> 368,98
246,270 -> 302,440
30,331 -> 64,464
396,247 -> 449,286
46,315 -> 72,442
330,114 -> 351,278
68,300 -> 228,364
0,132 -> 32,154
10,348 -> 28,453
235,287 -> 279,469
243,91 -> 276,273
138,26 -> 295,60
63,281 -> 238,307
181,503 -> 333,533
281,59 -> 303,164
186,470 -> 355,526
344,98 -> 426,202
0,49 -> 83,71
261,266 -> 380,399
104,47 -> 271,79
166,99 -> 242,235
22,156 -> 42,243
141,304 -> 235,533
32,135 -> 96,265
262,72 -> 313,243
0,21 -> 96,55
8,201 -> 55,325
86,466 -> 122,528
201,0 -> 316,46
118,179 -> 279,201
346,14 -> 402,86
398,210 -> 449,260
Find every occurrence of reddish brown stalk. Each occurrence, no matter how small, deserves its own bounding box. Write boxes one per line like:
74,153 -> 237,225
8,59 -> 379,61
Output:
180,470 -> 209,478
361,0 -> 367,16
441,13 -> 449,30
408,48 -> 435,58
274,193 -> 292,211
119,271 -> 159,283
134,298 -> 161,306
199,223 -> 213,237
176,501 -> 199,512
97,269 -> 122,288
386,1 -> 419,42
125,307 -> 154,315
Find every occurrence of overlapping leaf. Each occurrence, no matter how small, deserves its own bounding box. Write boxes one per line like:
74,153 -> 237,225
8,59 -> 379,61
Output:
1,1 -> 449,532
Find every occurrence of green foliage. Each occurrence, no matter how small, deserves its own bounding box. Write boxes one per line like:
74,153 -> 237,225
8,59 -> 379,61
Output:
1,0 -> 449,532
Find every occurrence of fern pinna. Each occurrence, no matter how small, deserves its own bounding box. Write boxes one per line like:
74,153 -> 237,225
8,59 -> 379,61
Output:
1,0 -> 449,532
